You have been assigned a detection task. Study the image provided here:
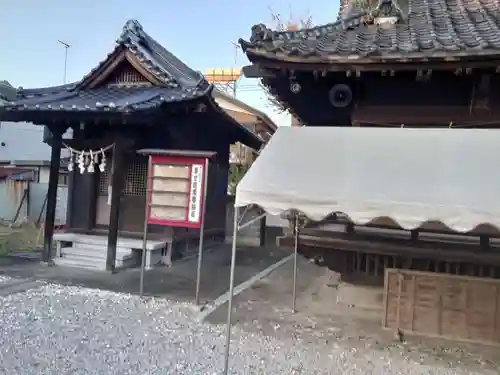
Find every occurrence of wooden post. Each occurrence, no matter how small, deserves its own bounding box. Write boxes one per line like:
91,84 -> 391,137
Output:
42,129 -> 63,263
106,139 -> 125,272
259,214 -> 267,247
65,170 -> 75,229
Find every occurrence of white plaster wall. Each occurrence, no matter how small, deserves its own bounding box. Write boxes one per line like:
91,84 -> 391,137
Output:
38,167 -> 50,183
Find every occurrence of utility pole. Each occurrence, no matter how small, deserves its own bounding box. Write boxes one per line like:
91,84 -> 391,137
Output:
231,42 -> 240,97
57,40 -> 71,84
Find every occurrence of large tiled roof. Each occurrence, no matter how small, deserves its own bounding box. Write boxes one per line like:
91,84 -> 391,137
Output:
0,20 -> 266,150
76,19 -> 206,90
239,0 -> 500,64
2,20 -> 210,113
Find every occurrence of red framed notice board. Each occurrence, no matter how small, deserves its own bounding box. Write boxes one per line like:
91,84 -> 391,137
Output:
146,155 -> 207,228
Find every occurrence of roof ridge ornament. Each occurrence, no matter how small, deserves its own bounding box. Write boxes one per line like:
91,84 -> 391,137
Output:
117,19 -> 147,46
344,0 -> 405,25
249,24 -> 275,43
123,19 -> 145,39
370,0 -> 406,24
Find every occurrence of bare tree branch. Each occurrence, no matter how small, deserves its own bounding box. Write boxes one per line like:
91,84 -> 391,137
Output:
261,7 -> 313,115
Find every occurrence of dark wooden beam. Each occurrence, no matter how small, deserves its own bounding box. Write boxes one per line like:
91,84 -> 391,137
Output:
106,137 -> 126,272
2,111 -> 161,127
42,128 -> 64,263
278,234 -> 500,265
251,54 -> 500,73
352,106 -> 500,126
241,64 -> 276,78
259,215 -> 267,247
60,136 -> 117,150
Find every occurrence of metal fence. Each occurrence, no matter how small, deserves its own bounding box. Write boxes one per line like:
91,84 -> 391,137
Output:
28,183 -> 68,225
0,181 -> 68,225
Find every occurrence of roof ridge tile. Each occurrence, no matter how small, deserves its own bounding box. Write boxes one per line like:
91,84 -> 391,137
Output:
240,0 -> 500,62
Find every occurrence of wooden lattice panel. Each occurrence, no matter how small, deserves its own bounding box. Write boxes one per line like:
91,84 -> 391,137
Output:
104,61 -> 151,86
97,155 -> 148,196
124,155 -> 148,196
383,269 -> 500,345
98,163 -> 110,195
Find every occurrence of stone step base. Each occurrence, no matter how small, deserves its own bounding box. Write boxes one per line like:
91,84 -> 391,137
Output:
54,246 -> 136,271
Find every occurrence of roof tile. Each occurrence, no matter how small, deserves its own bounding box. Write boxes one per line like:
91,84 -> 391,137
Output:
7,86 -> 206,113
240,0 -> 500,62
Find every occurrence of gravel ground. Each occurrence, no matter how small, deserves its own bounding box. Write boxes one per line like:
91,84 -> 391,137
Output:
0,276 -> 11,283
0,284 -> 494,375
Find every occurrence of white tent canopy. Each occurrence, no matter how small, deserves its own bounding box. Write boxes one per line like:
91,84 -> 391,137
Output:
235,126 -> 500,233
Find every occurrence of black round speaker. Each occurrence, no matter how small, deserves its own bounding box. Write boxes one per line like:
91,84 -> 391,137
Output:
328,84 -> 353,108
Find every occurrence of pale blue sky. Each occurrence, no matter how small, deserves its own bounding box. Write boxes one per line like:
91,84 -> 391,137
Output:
0,0 -> 340,126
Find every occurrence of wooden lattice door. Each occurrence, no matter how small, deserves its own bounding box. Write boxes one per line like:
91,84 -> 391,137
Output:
95,153 -> 148,233
120,154 -> 148,232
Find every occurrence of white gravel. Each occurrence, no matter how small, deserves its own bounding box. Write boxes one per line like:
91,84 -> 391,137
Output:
0,275 -> 11,283
0,284 -> 493,375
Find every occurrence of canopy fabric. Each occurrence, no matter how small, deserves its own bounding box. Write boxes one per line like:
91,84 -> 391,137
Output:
235,126 -> 500,233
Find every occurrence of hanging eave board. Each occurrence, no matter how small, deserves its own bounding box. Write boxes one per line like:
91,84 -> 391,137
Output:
235,126 -> 500,234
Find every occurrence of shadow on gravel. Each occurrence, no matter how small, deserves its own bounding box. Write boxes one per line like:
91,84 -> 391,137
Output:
0,244 -> 291,304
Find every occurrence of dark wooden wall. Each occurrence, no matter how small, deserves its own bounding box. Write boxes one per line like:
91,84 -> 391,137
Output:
266,68 -> 500,127
66,110 -> 232,240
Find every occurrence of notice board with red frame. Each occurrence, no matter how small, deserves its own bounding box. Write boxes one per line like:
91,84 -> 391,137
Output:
146,155 -> 207,228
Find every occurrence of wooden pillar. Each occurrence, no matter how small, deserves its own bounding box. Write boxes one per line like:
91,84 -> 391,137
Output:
259,214 -> 267,247
106,139 -> 126,272
42,129 -> 63,263
480,235 -> 490,248
65,170 -> 75,228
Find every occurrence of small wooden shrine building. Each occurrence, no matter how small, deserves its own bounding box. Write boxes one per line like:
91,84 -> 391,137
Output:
239,0 -> 500,127
0,20 -> 265,271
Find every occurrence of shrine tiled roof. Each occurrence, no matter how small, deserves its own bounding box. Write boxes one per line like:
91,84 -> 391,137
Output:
2,20 -> 210,113
8,86 -> 208,112
239,0 -> 500,64
79,19 -> 207,90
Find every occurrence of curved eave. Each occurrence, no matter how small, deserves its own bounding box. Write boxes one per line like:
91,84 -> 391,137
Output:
0,97 -> 208,125
18,83 -> 78,97
244,46 -> 500,69
0,108 -> 150,125
1,83 -> 212,121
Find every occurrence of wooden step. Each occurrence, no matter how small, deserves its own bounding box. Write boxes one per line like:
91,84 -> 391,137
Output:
54,256 -> 105,271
